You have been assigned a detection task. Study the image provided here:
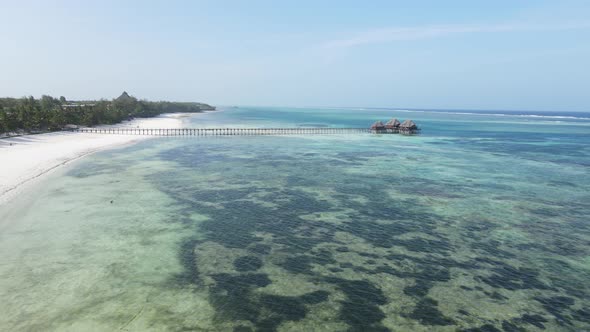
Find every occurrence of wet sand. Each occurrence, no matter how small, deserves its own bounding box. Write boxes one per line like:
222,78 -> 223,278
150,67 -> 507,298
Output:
0,113 -> 188,206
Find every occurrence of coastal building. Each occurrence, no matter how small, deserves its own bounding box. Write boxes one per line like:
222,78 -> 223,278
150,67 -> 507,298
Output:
370,121 -> 385,132
385,118 -> 401,133
400,120 -> 418,130
385,118 -> 401,128
370,118 -> 418,134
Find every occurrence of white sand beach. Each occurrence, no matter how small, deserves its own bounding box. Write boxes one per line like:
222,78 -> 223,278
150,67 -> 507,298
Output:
0,113 -> 190,206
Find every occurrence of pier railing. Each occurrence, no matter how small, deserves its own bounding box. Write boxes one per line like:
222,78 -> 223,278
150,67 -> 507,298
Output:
70,127 -> 417,136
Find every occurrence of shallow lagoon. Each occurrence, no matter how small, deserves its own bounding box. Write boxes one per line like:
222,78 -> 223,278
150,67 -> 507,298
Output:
0,107 -> 589,331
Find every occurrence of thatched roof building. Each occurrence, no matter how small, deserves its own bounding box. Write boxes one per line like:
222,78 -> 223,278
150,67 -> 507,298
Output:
370,121 -> 385,130
400,120 -> 418,130
385,118 -> 401,129
116,91 -> 134,102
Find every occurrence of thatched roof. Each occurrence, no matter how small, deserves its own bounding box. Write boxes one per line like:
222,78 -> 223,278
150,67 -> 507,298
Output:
400,119 -> 417,129
385,118 -> 401,128
370,121 -> 385,129
115,91 -> 134,102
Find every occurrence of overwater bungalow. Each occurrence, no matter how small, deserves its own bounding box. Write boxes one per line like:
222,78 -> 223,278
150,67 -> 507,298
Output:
385,118 -> 401,133
399,119 -> 418,133
370,121 -> 385,132
370,118 -> 419,134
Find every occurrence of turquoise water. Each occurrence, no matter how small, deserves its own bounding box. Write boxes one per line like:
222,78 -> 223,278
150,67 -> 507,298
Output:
0,107 -> 589,331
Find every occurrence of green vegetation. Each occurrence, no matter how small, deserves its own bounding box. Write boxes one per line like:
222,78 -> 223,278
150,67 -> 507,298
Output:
0,92 -> 215,135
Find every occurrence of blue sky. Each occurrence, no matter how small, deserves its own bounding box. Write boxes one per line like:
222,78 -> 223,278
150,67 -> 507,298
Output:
1,0 -> 589,111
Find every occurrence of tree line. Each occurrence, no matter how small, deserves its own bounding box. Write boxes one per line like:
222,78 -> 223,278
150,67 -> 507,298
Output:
0,92 -> 215,135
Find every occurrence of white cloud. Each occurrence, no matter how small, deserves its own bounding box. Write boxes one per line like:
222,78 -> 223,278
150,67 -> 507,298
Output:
321,22 -> 590,49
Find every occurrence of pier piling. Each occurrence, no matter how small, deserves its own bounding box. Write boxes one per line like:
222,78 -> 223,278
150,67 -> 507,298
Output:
72,127 -> 418,136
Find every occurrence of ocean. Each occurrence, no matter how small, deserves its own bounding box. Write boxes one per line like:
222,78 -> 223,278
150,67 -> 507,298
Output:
0,106 -> 589,331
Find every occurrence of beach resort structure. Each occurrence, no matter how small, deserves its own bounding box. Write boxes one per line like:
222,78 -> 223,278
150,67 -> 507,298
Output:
70,119 -> 420,136
371,118 -> 419,134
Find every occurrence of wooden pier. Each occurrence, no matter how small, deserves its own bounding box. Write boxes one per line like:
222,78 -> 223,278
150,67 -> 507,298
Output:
70,127 -> 417,136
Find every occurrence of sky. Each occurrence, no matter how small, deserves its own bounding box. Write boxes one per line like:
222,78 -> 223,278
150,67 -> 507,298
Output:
1,0 -> 589,111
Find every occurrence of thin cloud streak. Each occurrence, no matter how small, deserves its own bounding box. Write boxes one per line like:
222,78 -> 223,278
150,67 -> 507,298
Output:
322,22 -> 590,49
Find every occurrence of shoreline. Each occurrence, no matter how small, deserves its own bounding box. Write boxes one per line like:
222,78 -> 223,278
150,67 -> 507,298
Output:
0,113 -> 191,206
